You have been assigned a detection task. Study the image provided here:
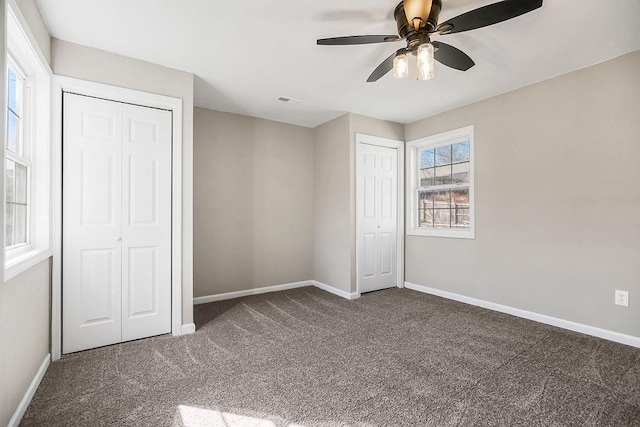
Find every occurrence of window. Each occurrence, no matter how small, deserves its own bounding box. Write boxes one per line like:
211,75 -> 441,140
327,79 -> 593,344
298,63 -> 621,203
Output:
407,125 -> 474,238
3,3 -> 52,280
6,61 -> 30,248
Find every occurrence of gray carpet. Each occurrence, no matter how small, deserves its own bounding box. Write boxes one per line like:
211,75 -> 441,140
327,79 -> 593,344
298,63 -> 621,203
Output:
22,287 -> 640,426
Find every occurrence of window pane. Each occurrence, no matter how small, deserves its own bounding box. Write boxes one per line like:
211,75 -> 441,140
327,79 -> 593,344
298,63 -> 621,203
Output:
419,209 -> 433,227
451,188 -> 470,206
15,162 -> 27,204
420,167 -> 434,187
452,189 -> 470,229
14,204 -> 27,244
419,190 -> 434,208
451,161 -> 470,184
6,159 -> 15,203
433,208 -> 451,229
7,110 -> 20,154
434,165 -> 451,185
418,190 -> 452,229
452,141 -> 470,163
8,68 -> 18,112
5,203 -> 14,246
452,208 -> 470,229
5,158 -> 28,247
433,190 -> 450,209
420,149 -> 435,169
4,160 -> 27,204
418,191 -> 433,227
435,145 -> 451,166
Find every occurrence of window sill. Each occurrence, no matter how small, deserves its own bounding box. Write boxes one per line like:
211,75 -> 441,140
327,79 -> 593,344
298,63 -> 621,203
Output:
5,247 -> 52,281
407,228 -> 475,240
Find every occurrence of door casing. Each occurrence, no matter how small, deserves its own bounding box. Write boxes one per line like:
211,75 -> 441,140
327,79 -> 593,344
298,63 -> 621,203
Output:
355,133 -> 405,297
51,76 -> 185,361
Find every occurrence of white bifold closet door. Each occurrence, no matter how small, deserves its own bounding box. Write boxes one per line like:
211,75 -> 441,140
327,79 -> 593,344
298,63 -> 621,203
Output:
357,144 -> 398,293
62,93 -> 172,354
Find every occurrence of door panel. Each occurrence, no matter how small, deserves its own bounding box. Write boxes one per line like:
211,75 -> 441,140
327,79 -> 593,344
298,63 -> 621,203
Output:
80,152 -> 115,225
63,94 -> 123,353
363,233 -> 376,278
364,176 -> 376,219
128,156 -> 158,225
379,233 -> 392,276
80,249 -> 116,325
357,143 -> 399,293
121,105 -> 172,342
380,176 -> 393,219
127,247 -> 157,317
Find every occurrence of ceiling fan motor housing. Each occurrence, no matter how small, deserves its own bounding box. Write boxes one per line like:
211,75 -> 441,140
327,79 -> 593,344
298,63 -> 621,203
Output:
395,0 -> 442,41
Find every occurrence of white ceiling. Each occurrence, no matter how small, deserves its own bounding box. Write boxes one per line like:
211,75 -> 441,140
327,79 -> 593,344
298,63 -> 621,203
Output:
37,0 -> 640,128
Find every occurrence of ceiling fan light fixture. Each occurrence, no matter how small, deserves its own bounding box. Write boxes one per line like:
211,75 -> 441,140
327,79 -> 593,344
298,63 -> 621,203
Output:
417,42 -> 435,81
392,53 -> 409,79
404,0 -> 433,30
317,0 -> 542,82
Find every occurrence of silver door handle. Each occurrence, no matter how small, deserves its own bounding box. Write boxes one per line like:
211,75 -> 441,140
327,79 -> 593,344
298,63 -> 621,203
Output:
115,236 -> 121,241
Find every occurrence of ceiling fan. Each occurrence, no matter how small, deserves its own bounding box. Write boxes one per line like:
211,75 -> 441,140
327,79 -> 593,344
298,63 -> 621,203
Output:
317,0 -> 543,82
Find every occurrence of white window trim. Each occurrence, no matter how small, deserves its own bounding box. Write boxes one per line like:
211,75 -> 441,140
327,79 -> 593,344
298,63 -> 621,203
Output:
406,125 -> 475,239
3,0 -> 53,281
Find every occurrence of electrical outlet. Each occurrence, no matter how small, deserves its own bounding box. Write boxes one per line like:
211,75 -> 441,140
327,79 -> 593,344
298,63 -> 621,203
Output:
615,290 -> 629,307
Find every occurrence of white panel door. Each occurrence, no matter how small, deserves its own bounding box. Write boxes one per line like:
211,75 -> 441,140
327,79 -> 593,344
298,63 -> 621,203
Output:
121,104 -> 172,341
357,144 -> 398,293
63,94 -> 172,353
63,94 -> 123,353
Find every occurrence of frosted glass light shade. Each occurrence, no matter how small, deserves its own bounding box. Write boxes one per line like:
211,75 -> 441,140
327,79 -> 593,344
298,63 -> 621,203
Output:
417,43 -> 435,81
393,53 -> 409,79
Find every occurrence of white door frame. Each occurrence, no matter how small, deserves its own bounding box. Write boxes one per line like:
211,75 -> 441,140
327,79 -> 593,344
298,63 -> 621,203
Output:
51,75 -> 184,361
355,133 -> 404,296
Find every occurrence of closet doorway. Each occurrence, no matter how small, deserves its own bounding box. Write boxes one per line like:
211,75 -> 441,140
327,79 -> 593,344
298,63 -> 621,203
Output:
62,92 -> 172,353
355,134 -> 405,295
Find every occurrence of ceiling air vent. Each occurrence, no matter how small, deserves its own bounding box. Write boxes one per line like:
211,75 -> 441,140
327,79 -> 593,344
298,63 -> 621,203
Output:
276,96 -> 302,104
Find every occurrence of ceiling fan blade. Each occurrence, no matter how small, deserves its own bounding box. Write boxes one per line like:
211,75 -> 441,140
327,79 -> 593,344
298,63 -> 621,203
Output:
367,49 -> 406,82
436,0 -> 542,34
317,35 -> 402,46
432,41 -> 475,71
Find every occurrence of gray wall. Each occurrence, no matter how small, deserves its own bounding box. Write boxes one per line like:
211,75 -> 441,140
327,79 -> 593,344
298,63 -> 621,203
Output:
0,1 -> 52,424
14,0 -> 49,63
194,110 -> 404,297
312,114 -> 351,292
312,113 -> 404,294
0,260 -> 51,426
194,107 -> 314,297
405,51 -> 640,338
51,39 -> 195,325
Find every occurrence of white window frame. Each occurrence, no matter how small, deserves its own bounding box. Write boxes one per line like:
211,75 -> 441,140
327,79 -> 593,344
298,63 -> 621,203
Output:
5,56 -> 31,250
3,0 -> 53,281
406,125 -> 475,239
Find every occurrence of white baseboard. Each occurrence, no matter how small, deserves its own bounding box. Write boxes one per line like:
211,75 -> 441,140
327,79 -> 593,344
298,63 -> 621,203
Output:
181,323 -> 196,335
312,280 -> 360,300
193,280 -> 313,305
8,353 -> 50,427
193,280 -> 360,304
405,282 -> 640,348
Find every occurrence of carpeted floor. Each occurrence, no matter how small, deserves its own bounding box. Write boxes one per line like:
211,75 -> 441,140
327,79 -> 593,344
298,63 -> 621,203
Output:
22,287 -> 640,426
